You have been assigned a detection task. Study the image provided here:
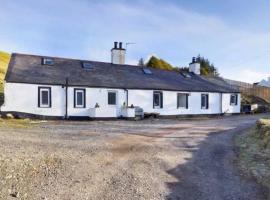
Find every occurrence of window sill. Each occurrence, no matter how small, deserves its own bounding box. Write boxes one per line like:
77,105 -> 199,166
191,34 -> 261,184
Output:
177,107 -> 188,110
38,106 -> 51,108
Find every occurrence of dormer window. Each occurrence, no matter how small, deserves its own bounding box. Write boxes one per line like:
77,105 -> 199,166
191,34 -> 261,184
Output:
42,58 -> 54,66
181,72 -> 192,78
82,62 -> 93,70
142,68 -> 153,75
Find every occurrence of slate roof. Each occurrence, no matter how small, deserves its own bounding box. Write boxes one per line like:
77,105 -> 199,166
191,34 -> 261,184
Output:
5,53 -> 239,93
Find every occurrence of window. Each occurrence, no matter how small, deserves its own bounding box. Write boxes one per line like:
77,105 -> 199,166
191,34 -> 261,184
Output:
201,94 -> 209,109
181,72 -> 192,78
153,91 -> 163,109
230,94 -> 238,106
108,91 -> 117,105
74,89 -> 86,108
82,62 -> 93,70
142,68 -> 153,75
42,58 -> 54,65
38,87 -> 51,108
177,93 -> 189,109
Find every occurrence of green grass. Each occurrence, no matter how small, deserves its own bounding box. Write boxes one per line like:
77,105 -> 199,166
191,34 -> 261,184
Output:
0,51 -> 11,105
235,119 -> 270,197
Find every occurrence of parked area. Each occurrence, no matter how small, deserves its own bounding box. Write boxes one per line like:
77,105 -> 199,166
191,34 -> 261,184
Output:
0,115 -> 269,200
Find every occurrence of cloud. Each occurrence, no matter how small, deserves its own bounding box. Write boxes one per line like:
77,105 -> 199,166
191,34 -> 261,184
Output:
0,0 -> 270,82
224,69 -> 270,83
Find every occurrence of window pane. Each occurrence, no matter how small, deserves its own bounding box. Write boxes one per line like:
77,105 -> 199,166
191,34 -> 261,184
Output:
178,94 -> 187,108
41,91 -> 49,105
108,92 -> 116,105
230,95 -> 236,105
77,92 -> 83,106
154,93 -> 160,106
202,95 -> 206,107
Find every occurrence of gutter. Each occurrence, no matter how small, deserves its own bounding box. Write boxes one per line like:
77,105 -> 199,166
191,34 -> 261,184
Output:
125,89 -> 129,106
65,78 -> 69,119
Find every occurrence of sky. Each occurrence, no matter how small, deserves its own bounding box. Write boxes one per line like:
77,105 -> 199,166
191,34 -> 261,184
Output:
1,0 -> 270,83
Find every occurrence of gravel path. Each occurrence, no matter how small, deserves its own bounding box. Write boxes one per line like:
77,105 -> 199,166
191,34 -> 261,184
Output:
0,114 -> 269,200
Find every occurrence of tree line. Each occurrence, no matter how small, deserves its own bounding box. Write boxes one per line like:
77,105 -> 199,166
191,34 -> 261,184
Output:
138,55 -> 219,76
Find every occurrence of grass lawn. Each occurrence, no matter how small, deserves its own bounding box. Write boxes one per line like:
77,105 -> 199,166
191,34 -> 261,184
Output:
235,118 -> 270,198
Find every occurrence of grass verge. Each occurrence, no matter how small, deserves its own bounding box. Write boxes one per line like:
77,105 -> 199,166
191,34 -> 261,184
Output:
235,119 -> 270,198
0,118 -> 43,129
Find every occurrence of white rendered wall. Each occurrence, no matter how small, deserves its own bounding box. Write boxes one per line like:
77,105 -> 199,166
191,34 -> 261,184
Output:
1,83 -> 127,117
1,82 -> 240,117
128,90 -> 240,115
1,82 -> 65,116
67,87 -> 126,117
222,93 -> 241,114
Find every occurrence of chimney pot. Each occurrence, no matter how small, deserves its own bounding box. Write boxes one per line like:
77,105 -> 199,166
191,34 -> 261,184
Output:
119,42 -> 123,49
114,42 -> 118,49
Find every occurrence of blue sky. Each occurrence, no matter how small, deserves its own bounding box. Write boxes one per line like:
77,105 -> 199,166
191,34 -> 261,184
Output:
1,0 -> 270,83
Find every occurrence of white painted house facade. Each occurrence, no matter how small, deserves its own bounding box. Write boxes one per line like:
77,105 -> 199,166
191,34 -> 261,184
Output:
1,42 -> 241,119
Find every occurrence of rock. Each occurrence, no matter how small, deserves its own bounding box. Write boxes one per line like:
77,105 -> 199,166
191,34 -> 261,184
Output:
6,113 -> 14,119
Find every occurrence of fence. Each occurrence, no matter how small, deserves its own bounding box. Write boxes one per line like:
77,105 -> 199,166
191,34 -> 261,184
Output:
224,79 -> 270,103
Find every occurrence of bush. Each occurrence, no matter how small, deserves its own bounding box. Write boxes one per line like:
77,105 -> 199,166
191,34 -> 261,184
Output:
256,119 -> 270,149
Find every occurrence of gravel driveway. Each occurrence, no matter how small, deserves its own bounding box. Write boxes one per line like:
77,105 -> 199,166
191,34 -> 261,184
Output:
0,114 -> 269,200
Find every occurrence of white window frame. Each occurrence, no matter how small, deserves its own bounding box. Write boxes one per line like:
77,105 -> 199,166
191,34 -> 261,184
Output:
108,91 -> 117,106
39,87 -> 51,108
74,89 -> 85,108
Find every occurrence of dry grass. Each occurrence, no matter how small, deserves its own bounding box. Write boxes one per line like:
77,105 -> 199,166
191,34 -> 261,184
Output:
0,118 -> 36,129
0,51 -> 11,105
236,119 -> 270,198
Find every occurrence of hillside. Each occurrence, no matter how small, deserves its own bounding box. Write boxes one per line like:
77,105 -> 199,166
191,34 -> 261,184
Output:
0,51 -> 11,105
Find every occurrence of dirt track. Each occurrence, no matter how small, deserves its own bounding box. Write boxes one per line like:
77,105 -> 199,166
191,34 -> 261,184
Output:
0,114 -> 269,200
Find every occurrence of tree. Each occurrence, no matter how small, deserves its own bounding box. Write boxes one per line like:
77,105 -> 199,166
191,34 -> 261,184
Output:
145,56 -> 174,70
138,58 -> 145,66
195,55 -> 219,76
142,55 -> 219,77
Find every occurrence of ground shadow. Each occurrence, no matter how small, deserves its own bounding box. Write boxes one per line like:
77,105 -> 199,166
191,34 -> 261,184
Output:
165,126 -> 269,200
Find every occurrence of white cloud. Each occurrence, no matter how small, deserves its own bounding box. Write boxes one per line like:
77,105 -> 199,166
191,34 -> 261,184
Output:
224,69 -> 270,83
0,0 -> 270,83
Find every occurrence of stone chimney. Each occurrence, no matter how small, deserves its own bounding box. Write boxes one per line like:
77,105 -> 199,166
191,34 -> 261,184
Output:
189,57 -> 200,75
111,42 -> 126,65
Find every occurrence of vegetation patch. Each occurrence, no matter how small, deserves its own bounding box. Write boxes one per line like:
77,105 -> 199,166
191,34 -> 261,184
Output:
235,119 -> 270,197
0,118 -> 38,129
0,51 -> 11,105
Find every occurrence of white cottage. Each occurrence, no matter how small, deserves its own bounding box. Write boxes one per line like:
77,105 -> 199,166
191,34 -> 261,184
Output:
0,42 -> 241,119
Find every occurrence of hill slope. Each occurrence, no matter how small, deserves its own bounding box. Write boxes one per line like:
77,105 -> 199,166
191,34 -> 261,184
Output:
0,51 -> 11,105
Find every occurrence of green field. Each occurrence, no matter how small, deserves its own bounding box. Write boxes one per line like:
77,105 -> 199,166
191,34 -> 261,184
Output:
0,51 -> 11,105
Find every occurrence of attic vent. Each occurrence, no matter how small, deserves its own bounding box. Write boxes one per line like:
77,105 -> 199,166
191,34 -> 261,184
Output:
142,68 -> 153,75
181,72 -> 192,78
42,58 -> 54,66
82,62 -> 93,70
